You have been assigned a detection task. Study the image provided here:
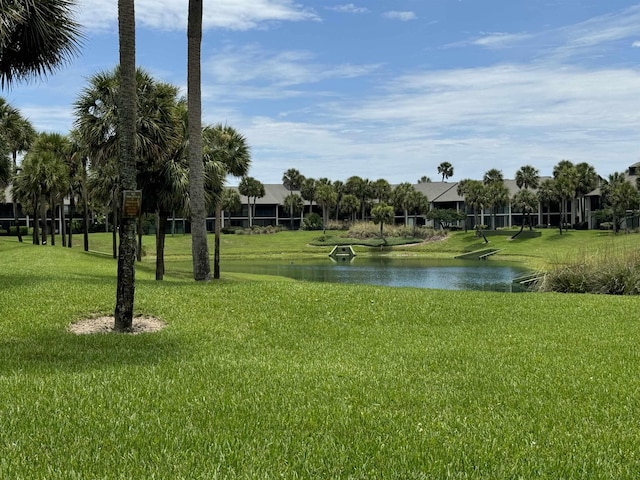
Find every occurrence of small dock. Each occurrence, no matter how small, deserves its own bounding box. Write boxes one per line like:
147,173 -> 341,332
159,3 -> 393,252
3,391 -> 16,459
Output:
455,248 -> 503,260
329,245 -> 356,262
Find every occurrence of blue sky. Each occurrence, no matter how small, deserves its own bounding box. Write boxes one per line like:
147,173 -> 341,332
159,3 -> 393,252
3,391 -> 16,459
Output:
4,0 -> 640,184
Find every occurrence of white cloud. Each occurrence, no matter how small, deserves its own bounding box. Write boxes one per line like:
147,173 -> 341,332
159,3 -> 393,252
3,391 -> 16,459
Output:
328,4 -> 369,14
632,40 -> 640,47
382,11 -> 417,21
204,45 -> 381,90
76,0 -> 318,32
472,32 -> 532,49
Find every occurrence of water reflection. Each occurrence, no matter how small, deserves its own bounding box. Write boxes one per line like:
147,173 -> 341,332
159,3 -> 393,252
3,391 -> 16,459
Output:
222,257 -> 528,292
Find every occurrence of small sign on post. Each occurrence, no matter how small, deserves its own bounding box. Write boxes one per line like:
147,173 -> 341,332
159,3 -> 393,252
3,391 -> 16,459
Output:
122,190 -> 142,218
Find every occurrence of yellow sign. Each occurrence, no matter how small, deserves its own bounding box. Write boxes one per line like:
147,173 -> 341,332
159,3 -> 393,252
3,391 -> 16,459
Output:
122,190 -> 142,218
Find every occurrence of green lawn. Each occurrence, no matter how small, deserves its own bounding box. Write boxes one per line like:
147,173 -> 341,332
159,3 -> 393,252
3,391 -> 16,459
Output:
2,233 -> 640,478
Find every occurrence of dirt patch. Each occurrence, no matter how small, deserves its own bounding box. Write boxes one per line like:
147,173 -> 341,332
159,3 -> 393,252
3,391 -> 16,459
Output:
69,315 -> 166,335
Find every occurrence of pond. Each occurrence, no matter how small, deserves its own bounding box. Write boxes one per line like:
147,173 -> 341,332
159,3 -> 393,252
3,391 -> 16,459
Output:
222,257 -> 530,292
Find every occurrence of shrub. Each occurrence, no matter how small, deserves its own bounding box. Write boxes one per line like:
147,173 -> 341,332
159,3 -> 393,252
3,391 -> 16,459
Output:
599,222 -> 613,230
536,248 -> 640,295
235,225 -> 284,235
302,213 -> 322,231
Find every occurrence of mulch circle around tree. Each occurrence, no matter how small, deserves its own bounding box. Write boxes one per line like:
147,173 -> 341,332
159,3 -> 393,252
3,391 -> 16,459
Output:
68,316 -> 166,335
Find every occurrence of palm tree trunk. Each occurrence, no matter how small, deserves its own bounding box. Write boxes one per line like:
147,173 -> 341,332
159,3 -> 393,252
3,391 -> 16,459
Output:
33,196 -> 39,245
137,214 -> 142,262
82,158 -> 89,251
214,201 -> 221,279
67,196 -> 75,247
49,196 -> 56,246
61,203 -> 67,247
13,195 -> 22,243
156,210 -> 167,280
188,0 -> 210,281
114,0 -> 138,330
40,199 -> 47,245
112,203 -> 118,259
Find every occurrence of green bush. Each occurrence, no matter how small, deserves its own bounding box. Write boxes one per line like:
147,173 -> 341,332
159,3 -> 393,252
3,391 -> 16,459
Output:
7,226 -> 29,236
302,213 -> 322,231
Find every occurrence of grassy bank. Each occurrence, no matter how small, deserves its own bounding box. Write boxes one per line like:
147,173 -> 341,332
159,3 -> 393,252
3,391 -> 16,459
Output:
2,236 -> 640,478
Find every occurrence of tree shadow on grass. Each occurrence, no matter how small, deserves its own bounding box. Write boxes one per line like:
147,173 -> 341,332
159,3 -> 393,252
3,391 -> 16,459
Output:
0,326 -> 186,375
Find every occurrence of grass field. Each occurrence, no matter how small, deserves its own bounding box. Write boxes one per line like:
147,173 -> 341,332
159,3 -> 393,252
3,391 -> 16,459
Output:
1,231 -> 640,478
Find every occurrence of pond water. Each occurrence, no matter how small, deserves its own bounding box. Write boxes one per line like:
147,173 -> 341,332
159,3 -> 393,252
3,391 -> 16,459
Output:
222,257 -> 529,292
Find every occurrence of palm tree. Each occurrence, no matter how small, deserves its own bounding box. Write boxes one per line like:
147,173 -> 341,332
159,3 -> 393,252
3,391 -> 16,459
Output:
314,183 -> 337,234
371,202 -> 394,242
601,172 -> 639,233
332,179 -> 344,221
536,179 -> 557,229
340,193 -> 360,223
238,176 -> 264,227
515,165 -> 539,190
0,0 -> 82,87
187,0 -> 209,281
345,175 -> 370,220
76,69 -> 182,268
514,165 -> 539,231
0,98 -> 34,242
220,188 -> 241,228
392,182 -> 416,226
417,176 -> 431,184
575,162 -> 598,225
371,178 -> 391,203
460,179 -> 487,242
408,189 -> 429,237
114,0 -> 138,331
13,141 -> 69,246
282,193 -> 304,228
299,177 -> 316,215
511,189 -> 538,238
282,168 -> 303,229
483,168 -> 508,230
437,162 -> 454,182
33,132 -> 71,246
553,160 -> 578,234
202,124 -> 250,279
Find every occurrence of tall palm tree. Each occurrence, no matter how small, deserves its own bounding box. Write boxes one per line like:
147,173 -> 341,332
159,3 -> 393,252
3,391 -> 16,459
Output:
33,132 -> 70,246
13,142 -> 68,245
536,179 -> 557,229
344,175 -> 370,220
114,0 -> 137,331
76,69 -> 181,266
0,98 -> 34,241
553,160 -> 578,234
460,179 -> 487,242
514,164 -> 539,230
282,168 -> 303,229
0,0 -> 82,87
437,162 -> 454,182
187,0 -> 209,281
203,124 -> 250,279
575,162 -> 598,225
238,176 -> 264,227
392,182 -> 416,226
314,183 -> 337,234
483,168 -> 508,230
511,189 -> 538,238
300,177 -> 317,216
